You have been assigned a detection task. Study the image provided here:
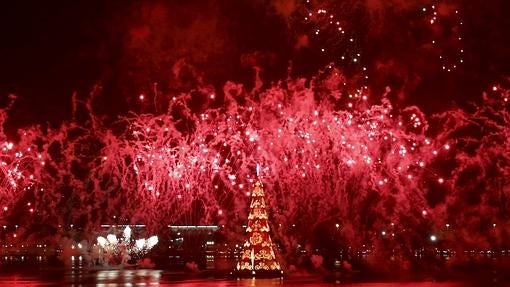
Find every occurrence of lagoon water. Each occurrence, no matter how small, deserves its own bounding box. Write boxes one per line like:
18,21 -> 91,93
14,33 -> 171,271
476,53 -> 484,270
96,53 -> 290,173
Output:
0,269 -> 507,287
0,257 -> 508,287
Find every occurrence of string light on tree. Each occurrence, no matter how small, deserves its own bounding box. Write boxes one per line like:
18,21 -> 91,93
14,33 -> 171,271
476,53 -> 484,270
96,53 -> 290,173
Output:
235,179 -> 282,278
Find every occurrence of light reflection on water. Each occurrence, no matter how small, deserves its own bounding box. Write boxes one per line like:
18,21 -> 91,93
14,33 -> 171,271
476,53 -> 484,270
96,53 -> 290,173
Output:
94,269 -> 162,287
0,269 -> 507,287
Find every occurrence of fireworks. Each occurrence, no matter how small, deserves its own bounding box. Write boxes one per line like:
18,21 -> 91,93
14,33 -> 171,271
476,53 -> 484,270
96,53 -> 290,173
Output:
96,226 -> 158,266
0,0 -> 507,263
299,0 -> 368,83
0,75 -> 508,256
421,3 -> 465,72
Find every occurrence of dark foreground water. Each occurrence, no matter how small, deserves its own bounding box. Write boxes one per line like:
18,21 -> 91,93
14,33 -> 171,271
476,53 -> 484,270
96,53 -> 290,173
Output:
0,269 -> 508,287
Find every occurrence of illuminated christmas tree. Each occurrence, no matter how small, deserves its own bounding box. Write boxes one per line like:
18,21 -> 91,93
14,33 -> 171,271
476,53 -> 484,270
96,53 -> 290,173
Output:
236,179 -> 283,278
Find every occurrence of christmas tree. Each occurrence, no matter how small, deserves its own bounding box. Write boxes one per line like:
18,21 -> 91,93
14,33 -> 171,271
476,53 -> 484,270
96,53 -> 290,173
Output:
236,179 -> 283,278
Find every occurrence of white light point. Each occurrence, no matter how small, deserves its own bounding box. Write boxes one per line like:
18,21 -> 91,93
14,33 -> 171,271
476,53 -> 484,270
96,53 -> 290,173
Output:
97,237 -> 107,247
135,238 -> 146,249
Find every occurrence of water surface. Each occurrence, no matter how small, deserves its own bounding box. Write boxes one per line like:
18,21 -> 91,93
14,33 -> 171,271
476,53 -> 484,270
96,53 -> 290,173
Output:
0,269 -> 507,287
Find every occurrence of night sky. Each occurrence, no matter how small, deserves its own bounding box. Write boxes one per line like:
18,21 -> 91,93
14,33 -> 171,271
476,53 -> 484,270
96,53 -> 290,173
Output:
0,0 -> 509,126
